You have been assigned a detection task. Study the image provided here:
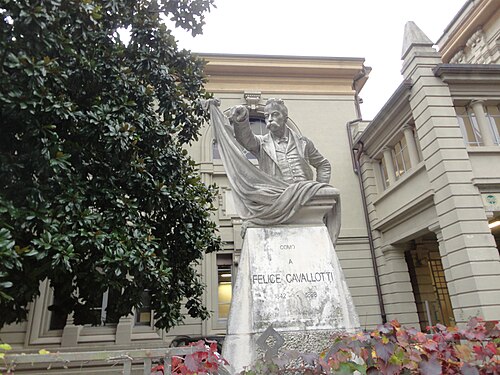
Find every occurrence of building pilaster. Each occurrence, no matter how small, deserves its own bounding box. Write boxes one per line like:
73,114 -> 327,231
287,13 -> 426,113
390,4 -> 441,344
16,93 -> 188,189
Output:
115,314 -> 133,345
402,22 -> 500,323
61,313 -> 81,347
380,244 -> 420,326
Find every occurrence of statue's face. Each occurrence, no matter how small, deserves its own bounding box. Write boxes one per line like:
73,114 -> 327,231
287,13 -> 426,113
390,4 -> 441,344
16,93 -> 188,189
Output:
264,106 -> 287,134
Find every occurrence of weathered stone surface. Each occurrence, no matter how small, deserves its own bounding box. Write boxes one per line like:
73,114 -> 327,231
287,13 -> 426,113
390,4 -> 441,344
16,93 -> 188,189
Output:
222,224 -> 359,373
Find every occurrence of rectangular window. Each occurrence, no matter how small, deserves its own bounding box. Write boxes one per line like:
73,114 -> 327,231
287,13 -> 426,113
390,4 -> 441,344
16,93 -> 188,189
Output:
217,254 -> 233,320
135,290 -> 152,326
486,105 -> 500,145
49,288 -> 120,329
86,289 -> 120,325
49,289 -> 68,330
392,136 -> 410,179
456,106 -> 483,146
82,289 -> 120,326
380,159 -> 389,189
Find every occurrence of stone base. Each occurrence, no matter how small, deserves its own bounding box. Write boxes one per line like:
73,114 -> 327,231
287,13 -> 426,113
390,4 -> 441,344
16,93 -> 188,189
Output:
222,224 -> 359,374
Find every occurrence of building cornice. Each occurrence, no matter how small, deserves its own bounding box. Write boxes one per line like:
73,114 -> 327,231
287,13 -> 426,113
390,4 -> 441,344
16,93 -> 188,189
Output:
437,0 -> 498,63
198,53 -> 370,95
433,63 -> 500,83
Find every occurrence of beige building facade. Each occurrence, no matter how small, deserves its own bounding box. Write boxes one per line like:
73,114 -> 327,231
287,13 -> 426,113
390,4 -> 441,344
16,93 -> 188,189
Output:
354,0 -> 500,329
1,0 -> 499,370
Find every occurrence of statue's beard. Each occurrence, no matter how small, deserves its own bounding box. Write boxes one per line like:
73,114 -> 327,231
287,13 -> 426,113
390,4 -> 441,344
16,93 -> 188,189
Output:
266,122 -> 282,132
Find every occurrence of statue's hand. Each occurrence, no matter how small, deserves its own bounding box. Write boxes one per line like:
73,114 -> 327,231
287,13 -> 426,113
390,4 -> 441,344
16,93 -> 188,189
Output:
228,105 -> 249,124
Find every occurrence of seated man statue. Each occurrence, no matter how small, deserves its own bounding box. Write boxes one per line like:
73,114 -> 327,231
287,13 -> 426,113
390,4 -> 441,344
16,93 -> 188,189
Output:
206,97 -> 340,243
229,98 -> 331,186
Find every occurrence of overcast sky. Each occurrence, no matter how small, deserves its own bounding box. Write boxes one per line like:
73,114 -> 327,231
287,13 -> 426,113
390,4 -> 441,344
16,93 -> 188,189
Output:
167,0 -> 466,119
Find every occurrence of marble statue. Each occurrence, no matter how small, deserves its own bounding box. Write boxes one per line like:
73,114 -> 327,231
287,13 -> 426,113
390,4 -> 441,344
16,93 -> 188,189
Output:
205,98 -> 359,373
206,98 -> 341,245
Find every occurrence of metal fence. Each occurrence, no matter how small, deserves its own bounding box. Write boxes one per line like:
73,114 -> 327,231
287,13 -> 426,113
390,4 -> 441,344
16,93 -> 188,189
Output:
3,346 -> 230,375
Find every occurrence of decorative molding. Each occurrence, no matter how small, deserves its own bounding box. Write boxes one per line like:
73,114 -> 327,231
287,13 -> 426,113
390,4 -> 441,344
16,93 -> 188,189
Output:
373,188 -> 434,232
244,91 -> 262,110
450,48 -> 466,64
449,28 -> 488,64
437,0 -> 498,63
466,28 -> 486,49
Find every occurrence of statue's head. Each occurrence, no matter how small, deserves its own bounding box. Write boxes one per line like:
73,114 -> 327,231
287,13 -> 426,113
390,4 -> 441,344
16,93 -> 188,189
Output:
264,98 -> 288,134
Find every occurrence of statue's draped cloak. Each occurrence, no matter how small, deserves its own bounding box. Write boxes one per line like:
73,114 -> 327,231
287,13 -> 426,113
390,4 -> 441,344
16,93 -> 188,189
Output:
206,100 -> 341,245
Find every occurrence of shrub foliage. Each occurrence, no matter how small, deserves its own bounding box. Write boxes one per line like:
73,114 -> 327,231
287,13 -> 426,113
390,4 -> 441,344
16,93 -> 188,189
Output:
0,0 -> 221,329
244,318 -> 500,374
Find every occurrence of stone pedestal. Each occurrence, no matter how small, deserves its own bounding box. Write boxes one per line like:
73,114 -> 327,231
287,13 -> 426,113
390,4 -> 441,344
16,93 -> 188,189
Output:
222,195 -> 359,373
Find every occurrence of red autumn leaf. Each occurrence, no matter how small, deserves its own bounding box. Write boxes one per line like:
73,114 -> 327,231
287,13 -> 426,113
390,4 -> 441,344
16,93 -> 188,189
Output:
209,341 -> 218,353
423,340 -> 438,352
485,342 -> 498,356
442,331 -> 457,341
359,347 -> 370,361
184,353 -> 199,372
171,356 -> 186,375
407,348 -> 421,363
460,363 -> 480,375
414,331 -> 428,343
356,331 -> 372,342
419,354 -> 441,375
472,345 -> 490,361
436,323 -> 447,332
374,341 -> 394,362
378,361 -> 400,375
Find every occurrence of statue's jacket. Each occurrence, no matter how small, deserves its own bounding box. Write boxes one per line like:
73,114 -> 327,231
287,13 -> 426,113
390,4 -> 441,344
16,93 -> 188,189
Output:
233,121 -> 331,184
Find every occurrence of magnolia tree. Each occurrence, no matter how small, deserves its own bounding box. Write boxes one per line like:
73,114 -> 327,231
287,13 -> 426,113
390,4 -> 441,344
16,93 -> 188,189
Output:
0,0 -> 221,329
